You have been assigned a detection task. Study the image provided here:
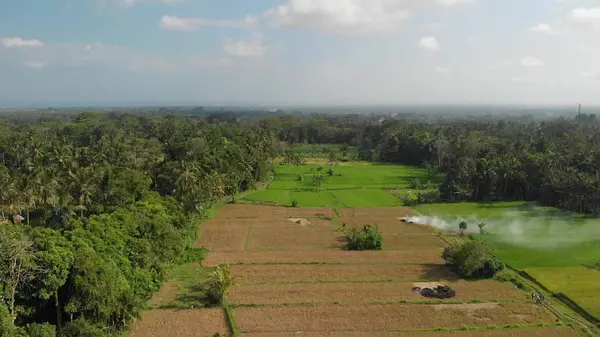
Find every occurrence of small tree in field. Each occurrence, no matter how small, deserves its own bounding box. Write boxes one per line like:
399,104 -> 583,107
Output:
342,224 -> 383,251
312,173 -> 325,187
205,265 -> 237,306
477,222 -> 486,234
458,221 -> 468,236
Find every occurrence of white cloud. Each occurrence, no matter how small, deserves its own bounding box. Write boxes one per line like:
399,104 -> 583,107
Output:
1,37 -> 44,48
520,56 -> 545,67
437,0 -> 474,7
529,23 -> 553,33
419,36 -> 440,51
160,15 -> 253,31
23,61 -> 46,69
569,7 -> 600,24
262,0 -> 411,35
223,35 -> 267,57
435,66 -> 449,72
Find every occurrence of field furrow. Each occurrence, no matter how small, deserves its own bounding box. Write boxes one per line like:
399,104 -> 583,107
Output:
231,264 -> 455,283
129,309 -> 229,337
203,250 -> 445,266
240,326 -> 581,337
230,280 -> 526,305
235,303 -> 556,333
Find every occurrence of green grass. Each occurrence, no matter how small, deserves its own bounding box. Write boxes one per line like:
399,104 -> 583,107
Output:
242,162 -> 439,207
156,263 -> 213,309
417,201 -> 600,323
526,267 -> 600,319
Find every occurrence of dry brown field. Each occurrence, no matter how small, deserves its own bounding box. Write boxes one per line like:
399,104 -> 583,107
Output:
240,327 -> 581,337
231,263 -> 455,283
195,225 -> 248,251
134,205 -> 582,337
203,250 -> 445,266
229,279 -> 526,305
129,309 -> 229,337
245,225 -> 343,251
235,303 -> 556,333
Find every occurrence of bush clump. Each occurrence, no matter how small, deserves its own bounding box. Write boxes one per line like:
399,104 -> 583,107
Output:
442,241 -> 505,278
342,224 -> 383,251
205,265 -> 237,306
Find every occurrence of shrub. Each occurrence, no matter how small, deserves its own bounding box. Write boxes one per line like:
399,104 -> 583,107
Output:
296,174 -> 304,182
327,168 -> 335,176
205,265 -> 237,306
291,199 -> 299,208
61,318 -> 108,337
25,323 -> 56,337
442,241 -> 505,278
343,224 -> 383,251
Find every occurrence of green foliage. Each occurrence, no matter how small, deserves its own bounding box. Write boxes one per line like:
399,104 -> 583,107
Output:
458,221 -> 468,236
342,224 -> 383,251
327,167 -> 335,176
312,172 -> 325,187
174,247 -> 208,264
24,323 -> 56,337
61,318 -> 108,337
205,265 -> 237,306
477,221 -> 486,234
442,241 -> 504,278
493,270 -> 529,291
291,199 -> 299,208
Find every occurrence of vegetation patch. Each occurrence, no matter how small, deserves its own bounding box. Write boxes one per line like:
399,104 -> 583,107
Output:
442,241 -> 505,279
341,224 -> 383,251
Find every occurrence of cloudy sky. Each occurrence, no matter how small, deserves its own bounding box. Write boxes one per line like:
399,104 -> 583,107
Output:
1,0 -> 600,106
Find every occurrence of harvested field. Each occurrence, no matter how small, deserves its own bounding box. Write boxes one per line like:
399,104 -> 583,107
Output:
231,264 -> 455,283
235,303 -> 556,333
240,326 -> 581,337
384,234 -> 448,249
129,309 -> 229,337
195,225 -> 248,251
203,250 -> 445,266
245,226 -> 343,251
229,279 -> 525,305
147,279 -> 179,307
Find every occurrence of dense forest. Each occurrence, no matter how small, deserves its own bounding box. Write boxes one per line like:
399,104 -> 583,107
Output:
265,112 -> 600,214
0,113 -> 277,336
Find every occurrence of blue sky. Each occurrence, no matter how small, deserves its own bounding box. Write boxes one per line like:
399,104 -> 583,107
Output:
1,0 -> 600,106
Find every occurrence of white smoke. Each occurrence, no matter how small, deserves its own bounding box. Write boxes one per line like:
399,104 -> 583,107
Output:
406,211 -> 600,249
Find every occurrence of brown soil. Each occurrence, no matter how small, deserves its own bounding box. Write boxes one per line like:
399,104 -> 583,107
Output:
203,250 -> 445,266
229,280 -> 525,305
213,205 -> 332,219
234,303 -> 556,333
339,219 -> 437,235
288,218 -> 311,226
384,234 -> 449,249
129,308 -> 230,337
147,279 -> 180,307
231,264 -> 455,284
195,225 -> 248,251
240,327 -> 582,337
245,226 -> 343,251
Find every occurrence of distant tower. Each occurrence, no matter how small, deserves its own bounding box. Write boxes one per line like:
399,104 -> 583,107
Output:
578,103 -> 582,117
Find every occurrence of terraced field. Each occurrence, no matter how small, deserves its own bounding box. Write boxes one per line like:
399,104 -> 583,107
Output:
131,204 -> 583,336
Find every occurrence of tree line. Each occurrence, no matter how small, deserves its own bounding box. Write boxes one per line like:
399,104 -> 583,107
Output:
0,112 -> 277,336
265,112 -> 600,214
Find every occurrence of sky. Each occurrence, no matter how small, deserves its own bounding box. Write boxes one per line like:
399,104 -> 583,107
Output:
1,0 -> 600,107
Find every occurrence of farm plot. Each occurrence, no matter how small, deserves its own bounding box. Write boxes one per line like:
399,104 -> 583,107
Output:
240,327 -> 581,337
234,303 -> 556,333
525,266 -> 600,319
230,279 -> 526,305
203,250 -> 445,266
384,234 -> 448,250
339,219 -> 437,235
339,206 -> 414,218
195,225 -> 248,252
245,225 -> 343,251
231,264 -> 455,284
129,309 -> 229,337
331,189 -> 402,207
